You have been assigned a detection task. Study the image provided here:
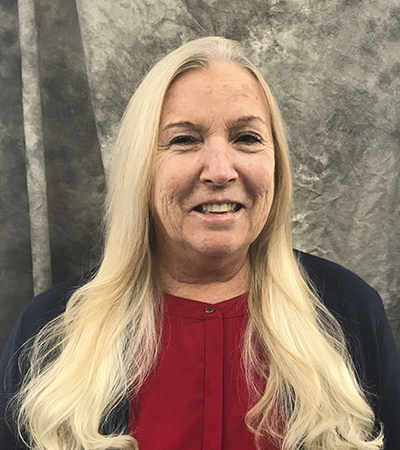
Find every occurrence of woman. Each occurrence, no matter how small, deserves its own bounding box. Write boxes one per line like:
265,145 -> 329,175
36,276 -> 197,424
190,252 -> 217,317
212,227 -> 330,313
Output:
1,37 -> 399,450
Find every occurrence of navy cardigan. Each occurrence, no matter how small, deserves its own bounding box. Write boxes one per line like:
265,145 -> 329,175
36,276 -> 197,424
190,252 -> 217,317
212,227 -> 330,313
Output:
1,252 -> 400,449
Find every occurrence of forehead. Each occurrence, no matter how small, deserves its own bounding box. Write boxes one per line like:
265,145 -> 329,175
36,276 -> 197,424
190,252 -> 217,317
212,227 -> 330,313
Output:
160,62 -> 270,126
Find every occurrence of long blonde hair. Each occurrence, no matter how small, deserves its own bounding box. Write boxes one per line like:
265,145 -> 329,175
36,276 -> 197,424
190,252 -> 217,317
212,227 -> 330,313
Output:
14,37 -> 382,450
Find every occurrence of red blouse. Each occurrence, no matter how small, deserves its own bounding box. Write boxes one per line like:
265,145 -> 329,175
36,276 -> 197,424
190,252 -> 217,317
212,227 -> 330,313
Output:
129,293 -> 278,450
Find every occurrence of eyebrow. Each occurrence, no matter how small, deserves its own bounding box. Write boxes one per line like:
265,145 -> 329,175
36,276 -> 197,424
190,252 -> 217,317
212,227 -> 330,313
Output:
163,121 -> 197,131
162,116 -> 268,131
235,116 -> 268,126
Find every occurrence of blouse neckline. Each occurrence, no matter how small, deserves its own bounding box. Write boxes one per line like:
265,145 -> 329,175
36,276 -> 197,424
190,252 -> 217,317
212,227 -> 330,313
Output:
162,292 -> 248,319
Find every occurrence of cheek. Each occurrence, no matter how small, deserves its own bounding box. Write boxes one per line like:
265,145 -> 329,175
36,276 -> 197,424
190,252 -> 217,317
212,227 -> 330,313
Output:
247,162 -> 275,227
152,163 -> 187,227
151,165 -> 172,229
156,154 -> 199,203
247,158 -> 275,198
153,156 -> 175,208
151,183 -> 178,241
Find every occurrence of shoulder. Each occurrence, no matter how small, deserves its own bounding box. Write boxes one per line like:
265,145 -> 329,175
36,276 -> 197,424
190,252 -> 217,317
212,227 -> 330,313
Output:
294,250 -> 388,373
294,250 -> 391,382
295,250 -> 379,299
0,270 -> 95,376
294,250 -> 385,326
12,270 -> 96,344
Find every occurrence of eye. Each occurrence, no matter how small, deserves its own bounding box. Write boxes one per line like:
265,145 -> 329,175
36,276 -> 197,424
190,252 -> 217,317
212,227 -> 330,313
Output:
170,135 -> 196,146
235,132 -> 262,145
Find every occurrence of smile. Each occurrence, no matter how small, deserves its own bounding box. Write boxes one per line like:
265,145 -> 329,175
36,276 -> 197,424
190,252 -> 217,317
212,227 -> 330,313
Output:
194,203 -> 242,214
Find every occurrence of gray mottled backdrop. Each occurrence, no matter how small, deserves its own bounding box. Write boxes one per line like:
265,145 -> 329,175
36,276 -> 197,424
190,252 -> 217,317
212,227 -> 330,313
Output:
1,0 -> 399,355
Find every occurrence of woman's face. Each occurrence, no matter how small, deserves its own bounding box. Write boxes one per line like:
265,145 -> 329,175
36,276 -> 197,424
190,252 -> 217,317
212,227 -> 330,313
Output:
152,62 -> 275,266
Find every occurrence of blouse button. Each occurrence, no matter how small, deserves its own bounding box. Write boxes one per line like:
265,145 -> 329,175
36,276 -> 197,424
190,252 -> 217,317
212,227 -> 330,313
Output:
204,305 -> 215,314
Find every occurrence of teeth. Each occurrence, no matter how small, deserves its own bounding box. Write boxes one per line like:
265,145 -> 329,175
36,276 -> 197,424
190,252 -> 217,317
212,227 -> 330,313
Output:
199,203 -> 238,214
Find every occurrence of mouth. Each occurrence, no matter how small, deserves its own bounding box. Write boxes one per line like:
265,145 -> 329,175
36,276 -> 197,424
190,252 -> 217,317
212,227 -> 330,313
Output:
194,203 -> 242,214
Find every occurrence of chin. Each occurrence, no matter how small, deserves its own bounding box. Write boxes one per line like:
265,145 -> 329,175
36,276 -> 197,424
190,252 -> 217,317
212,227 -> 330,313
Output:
192,238 -> 249,259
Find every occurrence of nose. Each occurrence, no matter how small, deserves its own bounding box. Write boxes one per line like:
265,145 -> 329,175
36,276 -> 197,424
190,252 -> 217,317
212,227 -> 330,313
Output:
199,139 -> 238,186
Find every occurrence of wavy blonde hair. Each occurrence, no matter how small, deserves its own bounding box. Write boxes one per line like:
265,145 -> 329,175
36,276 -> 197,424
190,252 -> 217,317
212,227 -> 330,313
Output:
14,37 -> 382,450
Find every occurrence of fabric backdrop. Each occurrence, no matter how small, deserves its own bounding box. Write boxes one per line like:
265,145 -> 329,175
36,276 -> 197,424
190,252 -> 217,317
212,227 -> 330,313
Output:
1,0 -> 399,355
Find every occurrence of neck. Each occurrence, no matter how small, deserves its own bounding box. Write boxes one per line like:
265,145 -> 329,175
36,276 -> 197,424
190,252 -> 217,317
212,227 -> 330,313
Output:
155,253 -> 249,304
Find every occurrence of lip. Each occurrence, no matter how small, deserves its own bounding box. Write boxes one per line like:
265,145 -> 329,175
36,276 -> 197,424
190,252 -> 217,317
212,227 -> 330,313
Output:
191,200 -> 244,210
190,206 -> 243,224
195,203 -> 241,214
